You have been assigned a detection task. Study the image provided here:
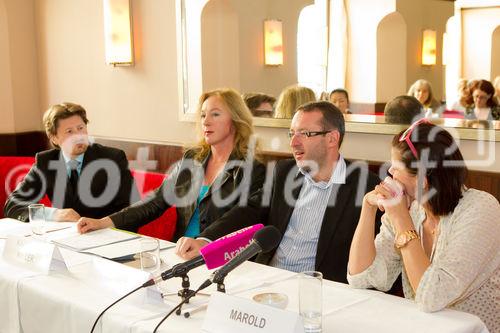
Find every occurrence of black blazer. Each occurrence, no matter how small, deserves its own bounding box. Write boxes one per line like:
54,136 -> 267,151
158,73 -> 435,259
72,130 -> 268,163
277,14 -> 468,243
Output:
200,158 -> 381,283
110,149 -> 266,241
3,143 -> 138,221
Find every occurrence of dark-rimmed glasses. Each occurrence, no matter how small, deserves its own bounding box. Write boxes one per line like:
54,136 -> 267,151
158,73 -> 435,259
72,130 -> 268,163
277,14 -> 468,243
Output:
288,130 -> 332,139
399,118 -> 431,159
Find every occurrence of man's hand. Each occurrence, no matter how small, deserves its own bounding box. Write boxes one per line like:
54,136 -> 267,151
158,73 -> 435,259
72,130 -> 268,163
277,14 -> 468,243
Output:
77,216 -> 114,234
53,208 -> 81,222
175,237 -> 209,260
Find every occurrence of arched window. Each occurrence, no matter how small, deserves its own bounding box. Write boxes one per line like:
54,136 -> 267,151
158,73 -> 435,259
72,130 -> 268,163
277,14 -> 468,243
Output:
297,4 -> 327,96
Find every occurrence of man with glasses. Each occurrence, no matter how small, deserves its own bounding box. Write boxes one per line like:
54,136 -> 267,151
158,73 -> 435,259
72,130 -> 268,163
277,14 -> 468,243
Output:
176,101 -> 381,283
4,102 -> 138,223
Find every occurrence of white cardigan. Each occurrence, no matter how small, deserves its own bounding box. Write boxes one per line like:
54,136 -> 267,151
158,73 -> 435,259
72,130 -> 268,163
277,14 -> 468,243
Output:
348,189 -> 500,332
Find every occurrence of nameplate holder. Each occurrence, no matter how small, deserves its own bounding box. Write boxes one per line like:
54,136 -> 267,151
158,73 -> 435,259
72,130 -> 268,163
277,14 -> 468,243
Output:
2,236 -> 68,273
201,292 -> 303,333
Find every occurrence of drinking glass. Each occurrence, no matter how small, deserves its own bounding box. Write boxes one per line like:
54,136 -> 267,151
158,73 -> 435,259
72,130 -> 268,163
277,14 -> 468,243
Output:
28,204 -> 46,236
140,237 -> 160,274
299,271 -> 322,333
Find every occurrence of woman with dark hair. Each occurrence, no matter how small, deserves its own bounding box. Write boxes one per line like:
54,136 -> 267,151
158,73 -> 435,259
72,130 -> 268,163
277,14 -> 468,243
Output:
347,119 -> 499,331
78,88 -> 266,248
465,79 -> 500,120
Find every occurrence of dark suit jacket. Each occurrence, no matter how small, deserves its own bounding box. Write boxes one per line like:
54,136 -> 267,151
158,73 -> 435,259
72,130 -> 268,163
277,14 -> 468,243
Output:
3,143 -> 138,221
200,158 -> 381,283
110,149 -> 266,241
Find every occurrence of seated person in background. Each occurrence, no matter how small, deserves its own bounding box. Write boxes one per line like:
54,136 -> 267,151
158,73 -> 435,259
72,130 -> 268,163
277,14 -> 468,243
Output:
448,78 -> 471,115
347,119 -> 499,331
494,76 -> 500,105
177,101 -> 381,283
407,79 -> 442,118
78,88 -> 266,241
274,85 -> 316,119
4,103 -> 137,222
242,92 -> 276,118
384,96 -> 423,124
329,88 -> 351,114
464,79 -> 500,120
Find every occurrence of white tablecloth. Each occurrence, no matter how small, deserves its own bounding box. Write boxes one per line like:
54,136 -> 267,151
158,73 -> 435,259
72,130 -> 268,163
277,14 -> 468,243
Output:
0,219 -> 489,333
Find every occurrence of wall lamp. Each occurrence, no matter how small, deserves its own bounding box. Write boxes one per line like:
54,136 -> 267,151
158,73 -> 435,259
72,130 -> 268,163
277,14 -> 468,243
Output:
103,0 -> 134,66
422,29 -> 437,66
264,19 -> 283,66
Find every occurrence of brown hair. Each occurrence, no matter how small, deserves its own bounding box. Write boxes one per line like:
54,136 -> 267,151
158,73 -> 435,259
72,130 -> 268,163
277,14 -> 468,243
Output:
194,88 -> 259,162
297,101 -> 345,147
43,103 -> 89,147
392,123 -> 467,216
471,79 -> 498,108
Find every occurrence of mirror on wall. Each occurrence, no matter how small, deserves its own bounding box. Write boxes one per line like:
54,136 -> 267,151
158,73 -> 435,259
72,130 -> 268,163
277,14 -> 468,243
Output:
177,0 -> 500,131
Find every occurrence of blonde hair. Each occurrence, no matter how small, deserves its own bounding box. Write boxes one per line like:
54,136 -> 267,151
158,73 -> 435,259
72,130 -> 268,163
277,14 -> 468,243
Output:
193,88 -> 258,161
43,102 -> 88,148
407,79 -> 440,109
274,85 -> 316,119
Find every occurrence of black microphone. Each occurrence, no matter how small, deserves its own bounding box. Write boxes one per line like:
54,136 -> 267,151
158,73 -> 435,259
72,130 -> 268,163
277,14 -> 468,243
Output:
211,225 -> 280,285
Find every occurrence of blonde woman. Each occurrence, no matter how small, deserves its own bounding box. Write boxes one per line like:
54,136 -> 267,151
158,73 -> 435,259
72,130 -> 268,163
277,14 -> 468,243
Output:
274,85 -> 316,119
78,88 -> 266,243
407,79 -> 442,118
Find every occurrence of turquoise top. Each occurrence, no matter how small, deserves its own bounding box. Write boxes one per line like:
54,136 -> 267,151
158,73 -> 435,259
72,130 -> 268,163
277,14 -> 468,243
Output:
184,185 -> 210,238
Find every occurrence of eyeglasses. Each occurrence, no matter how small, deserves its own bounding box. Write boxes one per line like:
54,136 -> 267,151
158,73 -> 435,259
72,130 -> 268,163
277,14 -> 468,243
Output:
399,118 -> 431,159
287,130 -> 332,139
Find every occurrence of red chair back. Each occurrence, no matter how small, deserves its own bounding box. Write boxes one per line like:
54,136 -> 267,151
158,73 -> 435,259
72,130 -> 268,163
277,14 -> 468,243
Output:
131,169 -> 177,241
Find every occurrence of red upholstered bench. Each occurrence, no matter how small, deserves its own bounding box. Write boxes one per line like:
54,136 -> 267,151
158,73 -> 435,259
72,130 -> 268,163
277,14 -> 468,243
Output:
0,156 -> 51,216
1,156 -> 176,241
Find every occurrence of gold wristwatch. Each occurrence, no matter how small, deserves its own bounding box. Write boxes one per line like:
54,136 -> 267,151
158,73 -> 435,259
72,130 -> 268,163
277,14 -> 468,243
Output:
395,230 -> 419,249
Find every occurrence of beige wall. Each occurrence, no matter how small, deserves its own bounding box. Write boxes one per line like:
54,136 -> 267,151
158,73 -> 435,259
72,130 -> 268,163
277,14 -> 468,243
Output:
0,0 -> 40,133
0,0 -> 498,173
462,7 -> 500,80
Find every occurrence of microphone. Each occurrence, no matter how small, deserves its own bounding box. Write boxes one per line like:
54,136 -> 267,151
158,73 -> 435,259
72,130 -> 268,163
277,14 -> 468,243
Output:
142,224 -> 264,287
198,225 -> 280,290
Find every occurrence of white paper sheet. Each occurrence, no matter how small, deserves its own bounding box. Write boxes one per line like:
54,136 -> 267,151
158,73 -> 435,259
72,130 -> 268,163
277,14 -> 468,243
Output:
52,228 -> 140,251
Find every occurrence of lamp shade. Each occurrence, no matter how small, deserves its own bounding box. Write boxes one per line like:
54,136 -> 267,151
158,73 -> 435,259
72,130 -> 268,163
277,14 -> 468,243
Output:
103,0 -> 134,66
264,19 -> 283,66
422,29 -> 436,66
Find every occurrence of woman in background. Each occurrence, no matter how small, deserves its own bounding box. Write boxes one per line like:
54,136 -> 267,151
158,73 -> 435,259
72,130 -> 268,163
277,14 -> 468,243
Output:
78,88 -> 266,249
407,79 -> 442,118
464,79 -> 500,120
274,85 -> 316,119
347,119 -> 499,331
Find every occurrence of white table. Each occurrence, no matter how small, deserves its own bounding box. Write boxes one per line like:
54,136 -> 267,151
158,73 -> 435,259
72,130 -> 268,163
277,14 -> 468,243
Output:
0,219 -> 489,333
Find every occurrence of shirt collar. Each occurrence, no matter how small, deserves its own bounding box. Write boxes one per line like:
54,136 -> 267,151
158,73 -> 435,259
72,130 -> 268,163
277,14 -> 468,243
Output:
61,151 -> 84,165
297,155 -> 346,189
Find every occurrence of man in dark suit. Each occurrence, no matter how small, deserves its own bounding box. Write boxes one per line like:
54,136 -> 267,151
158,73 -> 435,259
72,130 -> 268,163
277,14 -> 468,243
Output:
176,101 -> 381,283
3,103 -> 138,222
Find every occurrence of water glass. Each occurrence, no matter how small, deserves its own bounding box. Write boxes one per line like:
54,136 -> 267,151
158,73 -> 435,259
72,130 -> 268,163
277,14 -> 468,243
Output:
28,204 -> 46,236
140,237 -> 160,274
299,271 -> 322,333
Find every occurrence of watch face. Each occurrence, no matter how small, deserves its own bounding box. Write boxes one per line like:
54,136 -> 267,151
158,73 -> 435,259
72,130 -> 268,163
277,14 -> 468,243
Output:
396,234 -> 406,247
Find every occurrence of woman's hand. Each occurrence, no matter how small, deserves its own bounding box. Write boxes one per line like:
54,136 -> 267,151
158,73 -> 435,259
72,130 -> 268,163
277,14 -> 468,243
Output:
77,216 -> 114,234
376,179 -> 412,230
175,237 -> 209,260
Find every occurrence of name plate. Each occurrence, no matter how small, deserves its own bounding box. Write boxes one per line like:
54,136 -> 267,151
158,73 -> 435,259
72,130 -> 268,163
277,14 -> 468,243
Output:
202,292 -> 303,333
2,236 -> 68,273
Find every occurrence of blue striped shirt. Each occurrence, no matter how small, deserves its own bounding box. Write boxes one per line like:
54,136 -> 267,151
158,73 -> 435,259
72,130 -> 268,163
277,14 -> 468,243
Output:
269,156 -> 346,273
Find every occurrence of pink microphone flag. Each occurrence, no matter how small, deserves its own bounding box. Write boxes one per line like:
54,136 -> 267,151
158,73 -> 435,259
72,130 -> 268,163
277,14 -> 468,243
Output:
200,224 -> 264,269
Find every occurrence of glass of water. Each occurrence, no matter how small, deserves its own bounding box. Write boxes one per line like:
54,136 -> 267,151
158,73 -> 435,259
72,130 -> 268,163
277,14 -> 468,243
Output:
28,204 -> 46,236
299,271 -> 322,333
140,237 -> 160,274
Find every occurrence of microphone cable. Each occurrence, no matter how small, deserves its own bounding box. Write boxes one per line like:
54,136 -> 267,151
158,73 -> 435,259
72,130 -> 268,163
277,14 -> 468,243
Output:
89,284 -> 143,333
152,279 -> 212,333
